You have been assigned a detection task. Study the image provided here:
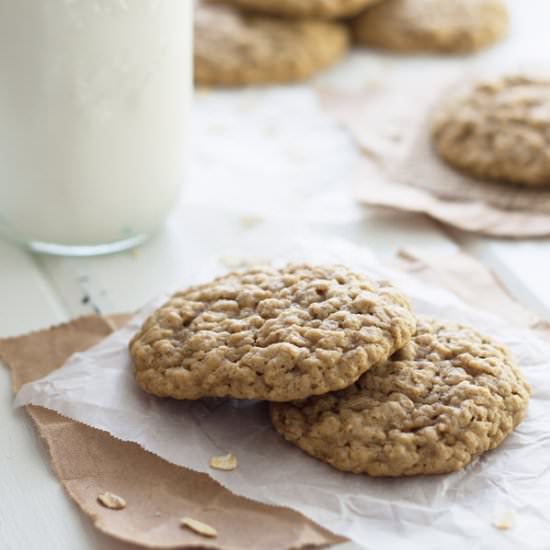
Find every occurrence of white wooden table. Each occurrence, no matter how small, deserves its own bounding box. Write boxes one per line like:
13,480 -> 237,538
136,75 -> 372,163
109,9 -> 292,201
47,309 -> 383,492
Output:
2,2 -> 550,548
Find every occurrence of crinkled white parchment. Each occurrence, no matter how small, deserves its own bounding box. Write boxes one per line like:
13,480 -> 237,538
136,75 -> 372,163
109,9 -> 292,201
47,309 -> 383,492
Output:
15,233 -> 550,550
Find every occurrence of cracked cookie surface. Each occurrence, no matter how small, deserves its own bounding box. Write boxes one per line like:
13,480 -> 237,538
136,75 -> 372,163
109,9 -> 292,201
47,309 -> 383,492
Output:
210,0 -> 381,19
129,264 -> 416,401
194,3 -> 349,87
352,0 -> 507,53
270,317 -> 530,475
432,75 -> 550,186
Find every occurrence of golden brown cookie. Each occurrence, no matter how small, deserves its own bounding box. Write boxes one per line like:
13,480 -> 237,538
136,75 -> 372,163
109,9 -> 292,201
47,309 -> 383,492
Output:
194,4 -> 349,87
432,75 -> 550,187
129,264 -> 416,401
352,0 -> 508,53
271,317 -> 530,476
210,0 -> 381,19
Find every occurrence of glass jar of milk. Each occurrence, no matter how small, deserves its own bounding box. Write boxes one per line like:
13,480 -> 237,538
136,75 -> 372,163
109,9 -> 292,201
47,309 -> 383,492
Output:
0,0 -> 192,255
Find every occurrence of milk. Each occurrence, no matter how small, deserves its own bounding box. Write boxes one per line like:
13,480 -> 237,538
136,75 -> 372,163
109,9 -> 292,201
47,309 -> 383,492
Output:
0,0 -> 192,252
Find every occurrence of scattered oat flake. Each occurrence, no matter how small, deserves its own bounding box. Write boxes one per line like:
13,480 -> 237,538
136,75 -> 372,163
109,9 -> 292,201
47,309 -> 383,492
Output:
387,130 -> 402,142
181,517 -> 217,538
264,125 -> 278,137
238,97 -> 258,112
346,395 -> 370,411
97,492 -> 126,510
239,215 -> 264,228
219,255 -> 246,268
219,255 -> 269,269
493,510 -> 514,530
209,452 -> 238,471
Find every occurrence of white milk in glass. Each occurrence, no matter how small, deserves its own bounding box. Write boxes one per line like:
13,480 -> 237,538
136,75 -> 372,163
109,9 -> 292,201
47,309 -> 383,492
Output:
0,0 -> 192,254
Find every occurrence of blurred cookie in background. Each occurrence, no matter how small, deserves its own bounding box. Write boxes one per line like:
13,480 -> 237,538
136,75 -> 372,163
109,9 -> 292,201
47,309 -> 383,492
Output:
432,75 -> 550,187
352,0 -> 508,54
194,3 -> 350,87
209,0 -> 383,19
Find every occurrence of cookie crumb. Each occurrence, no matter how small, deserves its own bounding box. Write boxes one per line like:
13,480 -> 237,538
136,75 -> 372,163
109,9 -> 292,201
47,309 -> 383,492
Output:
219,255 -> 268,269
239,215 -> 263,228
387,130 -> 402,142
209,452 -> 238,471
219,255 -> 246,269
181,517 -> 217,538
493,510 -> 514,530
97,492 -> 126,510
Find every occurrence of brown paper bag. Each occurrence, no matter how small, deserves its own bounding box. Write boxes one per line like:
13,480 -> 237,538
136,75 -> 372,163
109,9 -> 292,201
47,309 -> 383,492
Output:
0,315 -> 343,550
318,83 -> 550,238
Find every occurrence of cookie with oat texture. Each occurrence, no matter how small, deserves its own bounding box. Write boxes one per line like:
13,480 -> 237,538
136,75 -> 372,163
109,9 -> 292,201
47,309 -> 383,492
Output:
432,75 -> 550,186
210,0 -> 382,19
270,317 -> 530,475
194,3 -> 349,87
129,264 -> 416,401
352,0 -> 508,53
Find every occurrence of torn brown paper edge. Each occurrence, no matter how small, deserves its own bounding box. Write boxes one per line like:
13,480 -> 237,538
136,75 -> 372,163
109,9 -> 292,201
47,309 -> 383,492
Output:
317,83 -> 550,238
0,315 -> 343,550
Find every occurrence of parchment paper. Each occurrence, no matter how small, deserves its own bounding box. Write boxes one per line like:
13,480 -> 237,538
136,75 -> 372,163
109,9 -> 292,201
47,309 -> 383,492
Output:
0,314 -> 340,550
12,233 -> 550,550
318,78 -> 550,238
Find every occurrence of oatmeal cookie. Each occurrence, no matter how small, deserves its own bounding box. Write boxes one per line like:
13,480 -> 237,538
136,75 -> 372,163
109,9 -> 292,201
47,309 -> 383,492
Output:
129,264 -> 416,401
210,0 -> 381,19
271,317 -> 530,476
432,75 -> 550,186
194,4 -> 349,87
352,0 -> 508,53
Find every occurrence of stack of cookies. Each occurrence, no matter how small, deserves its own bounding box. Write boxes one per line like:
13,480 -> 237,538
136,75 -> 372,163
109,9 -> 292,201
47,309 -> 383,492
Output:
129,264 -> 530,477
194,0 -> 509,87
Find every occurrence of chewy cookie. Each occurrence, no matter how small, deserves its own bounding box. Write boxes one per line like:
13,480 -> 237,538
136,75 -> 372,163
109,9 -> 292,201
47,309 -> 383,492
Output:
129,264 -> 416,401
271,317 -> 530,476
194,4 -> 349,87
352,0 -> 508,53
210,0 -> 381,19
432,75 -> 550,187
